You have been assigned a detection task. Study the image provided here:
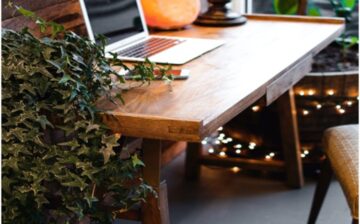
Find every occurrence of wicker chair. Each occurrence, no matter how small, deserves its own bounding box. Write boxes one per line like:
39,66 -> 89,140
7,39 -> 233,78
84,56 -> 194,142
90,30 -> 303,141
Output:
308,124 -> 359,224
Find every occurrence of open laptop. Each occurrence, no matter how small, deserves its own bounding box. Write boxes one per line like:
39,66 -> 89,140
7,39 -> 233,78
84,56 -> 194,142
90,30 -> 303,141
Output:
79,0 -> 224,65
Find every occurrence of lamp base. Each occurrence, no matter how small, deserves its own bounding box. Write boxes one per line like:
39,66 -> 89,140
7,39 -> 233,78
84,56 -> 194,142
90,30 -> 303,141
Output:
194,1 -> 247,27
194,15 -> 247,26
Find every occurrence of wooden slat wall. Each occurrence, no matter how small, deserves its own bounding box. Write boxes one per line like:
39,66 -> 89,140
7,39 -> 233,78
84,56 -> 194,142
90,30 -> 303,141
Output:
2,0 -> 87,37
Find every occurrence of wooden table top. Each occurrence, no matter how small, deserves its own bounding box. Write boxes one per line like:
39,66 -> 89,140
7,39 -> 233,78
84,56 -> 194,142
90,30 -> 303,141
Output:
99,14 -> 344,142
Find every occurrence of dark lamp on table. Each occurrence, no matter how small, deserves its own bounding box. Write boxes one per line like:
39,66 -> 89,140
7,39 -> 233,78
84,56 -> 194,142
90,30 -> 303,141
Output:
195,0 -> 247,26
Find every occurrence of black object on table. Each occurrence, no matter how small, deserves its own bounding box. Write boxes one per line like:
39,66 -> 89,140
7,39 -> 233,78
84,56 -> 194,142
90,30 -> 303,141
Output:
195,0 -> 247,26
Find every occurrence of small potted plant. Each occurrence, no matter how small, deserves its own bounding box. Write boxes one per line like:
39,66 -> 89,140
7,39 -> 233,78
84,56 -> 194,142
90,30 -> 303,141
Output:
2,7 -> 172,224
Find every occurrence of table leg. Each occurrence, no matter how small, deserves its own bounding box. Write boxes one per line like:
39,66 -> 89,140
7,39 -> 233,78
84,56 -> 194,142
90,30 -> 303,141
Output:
141,139 -> 170,224
185,142 -> 202,181
277,88 -> 305,188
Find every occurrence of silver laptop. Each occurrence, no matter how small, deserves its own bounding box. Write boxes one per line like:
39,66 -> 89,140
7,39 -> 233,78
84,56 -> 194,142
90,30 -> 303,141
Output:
79,0 -> 224,65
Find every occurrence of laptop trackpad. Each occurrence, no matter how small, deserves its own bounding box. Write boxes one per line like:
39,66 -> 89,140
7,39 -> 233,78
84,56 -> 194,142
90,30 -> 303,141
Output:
149,38 -> 224,65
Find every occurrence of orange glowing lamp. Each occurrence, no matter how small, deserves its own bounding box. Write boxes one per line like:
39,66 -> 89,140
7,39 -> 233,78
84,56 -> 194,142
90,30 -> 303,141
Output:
141,0 -> 201,30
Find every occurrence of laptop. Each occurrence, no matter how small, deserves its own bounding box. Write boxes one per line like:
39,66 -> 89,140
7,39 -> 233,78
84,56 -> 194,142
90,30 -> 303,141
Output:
79,0 -> 224,65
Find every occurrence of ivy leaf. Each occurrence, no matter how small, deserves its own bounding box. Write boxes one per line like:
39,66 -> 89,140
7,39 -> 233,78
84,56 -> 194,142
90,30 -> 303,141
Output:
2,176 -> 15,194
36,115 -> 54,130
58,140 -> 80,149
100,146 -> 115,164
35,194 -> 49,208
42,47 -> 55,60
66,204 -> 84,219
131,154 -> 145,168
86,123 -> 100,133
61,172 -> 87,191
59,74 -> 72,84
16,6 -> 35,17
46,59 -> 62,71
84,194 -> 98,207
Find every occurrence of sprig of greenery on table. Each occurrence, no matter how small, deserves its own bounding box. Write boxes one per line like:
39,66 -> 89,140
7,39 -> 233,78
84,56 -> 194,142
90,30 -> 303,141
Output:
2,7 -> 171,224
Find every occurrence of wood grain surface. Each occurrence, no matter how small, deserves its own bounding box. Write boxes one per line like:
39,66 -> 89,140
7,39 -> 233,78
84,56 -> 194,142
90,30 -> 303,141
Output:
97,15 -> 344,142
2,0 -> 86,37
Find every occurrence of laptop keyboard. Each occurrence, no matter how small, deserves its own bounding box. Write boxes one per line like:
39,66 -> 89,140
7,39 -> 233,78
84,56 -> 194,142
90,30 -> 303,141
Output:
116,37 -> 185,58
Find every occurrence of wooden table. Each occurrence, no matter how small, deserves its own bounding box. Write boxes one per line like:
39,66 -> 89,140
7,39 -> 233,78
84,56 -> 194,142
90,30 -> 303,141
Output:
99,14 -> 344,224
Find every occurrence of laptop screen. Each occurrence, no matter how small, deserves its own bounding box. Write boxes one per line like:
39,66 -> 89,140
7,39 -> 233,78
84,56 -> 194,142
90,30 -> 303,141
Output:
84,0 -> 144,45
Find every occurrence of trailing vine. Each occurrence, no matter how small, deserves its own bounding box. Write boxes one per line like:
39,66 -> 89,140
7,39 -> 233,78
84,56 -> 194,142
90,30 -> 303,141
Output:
2,7 -> 172,224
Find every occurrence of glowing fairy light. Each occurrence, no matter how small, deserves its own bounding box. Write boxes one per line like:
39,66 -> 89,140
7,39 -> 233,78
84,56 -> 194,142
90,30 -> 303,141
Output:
248,142 -> 256,150
219,151 -> 226,157
235,149 -> 241,154
232,166 -> 240,173
327,89 -> 335,96
265,155 -> 271,160
234,144 -> 242,149
208,148 -> 215,154
299,90 -> 305,96
302,110 -> 309,116
316,104 -> 322,109
201,140 -> 207,145
215,140 -> 221,145
304,150 -> 309,155
339,108 -> 346,114
308,89 -> 315,96
301,153 -> 306,158
226,137 -> 233,142
346,101 -> 353,106
252,105 -> 260,112
218,126 -> 223,131
269,152 -> 275,157
336,105 -> 341,109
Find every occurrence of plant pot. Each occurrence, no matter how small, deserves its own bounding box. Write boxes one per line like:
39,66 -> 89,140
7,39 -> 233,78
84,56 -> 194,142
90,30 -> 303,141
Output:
294,43 -> 359,148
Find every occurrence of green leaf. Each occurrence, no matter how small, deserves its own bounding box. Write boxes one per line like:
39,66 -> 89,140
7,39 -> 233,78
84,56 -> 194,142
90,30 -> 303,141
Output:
59,74 -> 72,84
61,171 -> 87,191
34,194 -> 49,208
100,146 -> 115,164
58,140 -> 80,149
2,176 -> 15,194
307,5 -> 321,16
66,204 -> 84,219
35,18 -> 47,33
16,6 -> 35,17
36,115 -> 54,130
340,0 -> 357,9
115,93 -> 125,105
273,0 -> 298,15
131,154 -> 145,168
84,194 -> 98,207
42,47 -> 55,60
86,123 -> 100,133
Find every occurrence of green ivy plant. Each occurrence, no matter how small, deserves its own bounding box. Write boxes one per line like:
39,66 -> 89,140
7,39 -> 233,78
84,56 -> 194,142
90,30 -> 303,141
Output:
329,0 -> 359,53
330,0 -> 357,22
2,7 -> 172,224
